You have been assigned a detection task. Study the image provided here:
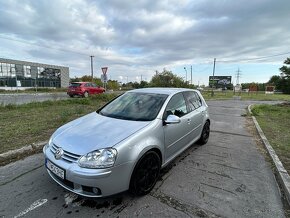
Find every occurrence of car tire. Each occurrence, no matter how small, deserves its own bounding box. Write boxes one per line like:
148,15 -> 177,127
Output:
130,151 -> 161,196
69,95 -> 74,98
197,121 -> 210,145
83,91 -> 89,98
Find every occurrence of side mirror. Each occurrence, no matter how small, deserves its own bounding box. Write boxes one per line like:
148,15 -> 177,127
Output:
164,115 -> 181,124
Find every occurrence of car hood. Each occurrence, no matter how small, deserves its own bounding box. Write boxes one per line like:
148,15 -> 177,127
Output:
53,112 -> 150,155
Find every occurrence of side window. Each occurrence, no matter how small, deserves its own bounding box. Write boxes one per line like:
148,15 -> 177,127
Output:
165,93 -> 188,118
194,92 -> 202,108
91,83 -> 97,87
183,91 -> 202,112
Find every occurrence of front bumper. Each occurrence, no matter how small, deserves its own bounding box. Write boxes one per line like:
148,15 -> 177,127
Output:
43,145 -> 134,197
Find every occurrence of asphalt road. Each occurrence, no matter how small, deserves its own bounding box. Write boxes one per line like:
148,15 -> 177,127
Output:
0,100 -> 286,217
0,93 -> 69,105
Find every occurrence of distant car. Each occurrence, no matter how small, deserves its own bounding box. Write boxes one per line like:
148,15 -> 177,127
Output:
67,82 -> 105,98
44,88 -> 210,197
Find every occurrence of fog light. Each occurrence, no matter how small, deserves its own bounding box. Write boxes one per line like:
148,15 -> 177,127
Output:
93,187 -> 101,195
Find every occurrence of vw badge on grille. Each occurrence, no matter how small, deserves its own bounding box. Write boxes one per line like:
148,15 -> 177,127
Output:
54,148 -> 64,160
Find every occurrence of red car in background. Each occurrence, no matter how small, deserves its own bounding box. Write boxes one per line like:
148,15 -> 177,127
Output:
67,82 -> 105,98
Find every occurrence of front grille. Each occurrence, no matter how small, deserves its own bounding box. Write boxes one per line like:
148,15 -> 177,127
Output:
52,173 -> 75,189
49,170 -> 102,196
50,143 -> 81,163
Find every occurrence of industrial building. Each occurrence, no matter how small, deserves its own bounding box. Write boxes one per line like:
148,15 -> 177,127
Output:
0,58 -> 69,89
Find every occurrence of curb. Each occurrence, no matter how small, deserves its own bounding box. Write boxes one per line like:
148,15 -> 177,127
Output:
248,105 -> 290,205
0,141 -> 47,166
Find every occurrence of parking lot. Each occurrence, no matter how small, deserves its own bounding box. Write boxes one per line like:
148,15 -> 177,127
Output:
0,100 -> 286,217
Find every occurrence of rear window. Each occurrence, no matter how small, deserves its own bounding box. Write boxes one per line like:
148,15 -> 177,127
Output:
70,83 -> 81,87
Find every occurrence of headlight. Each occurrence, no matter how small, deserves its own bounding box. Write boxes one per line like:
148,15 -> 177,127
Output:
78,148 -> 117,169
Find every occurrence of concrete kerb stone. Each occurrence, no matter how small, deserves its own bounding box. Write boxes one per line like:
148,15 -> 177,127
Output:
0,141 -> 47,165
248,104 -> 290,205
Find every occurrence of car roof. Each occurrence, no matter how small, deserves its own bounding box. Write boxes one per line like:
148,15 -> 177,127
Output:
128,87 -> 197,95
71,82 -> 89,84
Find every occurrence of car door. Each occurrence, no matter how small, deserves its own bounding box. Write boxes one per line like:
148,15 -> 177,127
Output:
183,91 -> 205,143
89,83 -> 95,94
163,93 -> 192,161
83,83 -> 90,94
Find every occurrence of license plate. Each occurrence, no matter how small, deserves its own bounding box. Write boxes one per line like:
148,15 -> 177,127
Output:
46,159 -> 65,180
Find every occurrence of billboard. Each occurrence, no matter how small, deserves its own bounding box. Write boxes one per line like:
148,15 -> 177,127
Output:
209,76 -> 232,88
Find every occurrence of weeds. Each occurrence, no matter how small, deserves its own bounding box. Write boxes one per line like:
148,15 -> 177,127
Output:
253,103 -> 290,173
0,93 -> 119,153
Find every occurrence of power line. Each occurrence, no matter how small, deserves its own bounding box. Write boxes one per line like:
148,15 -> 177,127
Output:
195,65 -> 212,72
1,34 -> 290,67
217,51 -> 290,63
0,35 -> 90,56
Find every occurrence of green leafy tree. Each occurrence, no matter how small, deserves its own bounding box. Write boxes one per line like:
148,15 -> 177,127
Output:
268,75 -> 283,91
150,69 -> 188,88
139,80 -> 149,88
70,75 -> 102,87
107,80 -> 119,90
280,58 -> 290,79
241,82 -> 266,91
279,58 -> 290,94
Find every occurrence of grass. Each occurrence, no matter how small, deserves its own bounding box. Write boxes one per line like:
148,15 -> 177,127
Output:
0,93 -> 119,154
252,103 -> 290,173
201,90 -> 290,101
1,88 -> 289,155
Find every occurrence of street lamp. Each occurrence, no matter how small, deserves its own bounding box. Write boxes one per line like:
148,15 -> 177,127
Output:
183,67 -> 187,84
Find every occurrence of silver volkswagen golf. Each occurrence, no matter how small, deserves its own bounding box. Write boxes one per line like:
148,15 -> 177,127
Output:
43,88 -> 210,197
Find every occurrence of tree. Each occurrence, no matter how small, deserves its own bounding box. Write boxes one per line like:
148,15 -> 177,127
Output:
280,58 -> 290,79
241,82 -> 266,91
278,58 -> 290,94
150,69 -> 188,88
69,75 -> 102,87
268,75 -> 283,91
107,80 -> 119,90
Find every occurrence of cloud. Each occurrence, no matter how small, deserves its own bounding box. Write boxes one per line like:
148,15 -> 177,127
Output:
0,0 -> 290,84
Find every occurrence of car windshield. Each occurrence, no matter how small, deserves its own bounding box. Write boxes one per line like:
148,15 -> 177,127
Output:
99,92 -> 168,121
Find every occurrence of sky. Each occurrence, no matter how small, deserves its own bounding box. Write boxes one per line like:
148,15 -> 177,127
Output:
1,0 -> 290,86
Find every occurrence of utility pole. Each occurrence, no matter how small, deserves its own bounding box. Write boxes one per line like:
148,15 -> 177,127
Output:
190,65 -> 192,85
90,55 -> 94,82
211,58 -> 216,97
141,75 -> 143,82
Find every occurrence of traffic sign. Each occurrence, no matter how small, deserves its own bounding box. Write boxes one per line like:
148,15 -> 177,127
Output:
101,67 -> 108,75
101,74 -> 108,83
